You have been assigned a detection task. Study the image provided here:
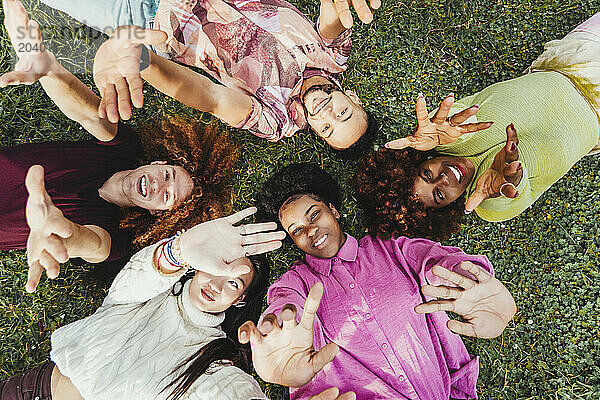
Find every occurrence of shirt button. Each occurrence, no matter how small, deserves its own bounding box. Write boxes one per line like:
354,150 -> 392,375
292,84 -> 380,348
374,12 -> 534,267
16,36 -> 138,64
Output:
349,283 -> 355,289
398,375 -> 405,382
365,313 -> 372,319
382,343 -> 388,349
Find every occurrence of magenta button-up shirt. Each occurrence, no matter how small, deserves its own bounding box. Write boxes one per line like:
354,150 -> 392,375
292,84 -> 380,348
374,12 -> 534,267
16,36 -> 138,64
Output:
263,234 -> 493,399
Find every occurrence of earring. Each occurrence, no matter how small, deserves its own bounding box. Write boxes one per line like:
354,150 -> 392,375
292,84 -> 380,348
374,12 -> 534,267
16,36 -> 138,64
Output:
234,301 -> 246,308
427,155 -> 433,160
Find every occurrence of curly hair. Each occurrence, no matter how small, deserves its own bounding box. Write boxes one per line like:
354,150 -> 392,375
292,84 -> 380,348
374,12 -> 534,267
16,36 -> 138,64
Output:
255,162 -> 342,230
355,149 -> 465,242
119,116 -> 238,248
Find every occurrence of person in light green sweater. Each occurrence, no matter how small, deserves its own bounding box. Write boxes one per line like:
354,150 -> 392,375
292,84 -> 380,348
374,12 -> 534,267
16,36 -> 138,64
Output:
355,12 -> 600,241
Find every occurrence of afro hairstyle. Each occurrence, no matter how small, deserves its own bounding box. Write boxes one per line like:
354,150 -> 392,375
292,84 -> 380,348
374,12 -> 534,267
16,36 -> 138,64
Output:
354,148 -> 465,242
255,162 -> 342,231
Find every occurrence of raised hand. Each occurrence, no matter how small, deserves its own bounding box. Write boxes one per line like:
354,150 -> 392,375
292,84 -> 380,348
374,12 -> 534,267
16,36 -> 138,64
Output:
385,93 -> 494,151
238,283 -> 340,387
309,387 -> 356,400
25,166 -> 72,293
414,262 -> 516,339
465,123 -> 523,212
93,25 -> 167,122
179,207 -> 285,277
322,0 -> 381,28
0,0 -> 57,87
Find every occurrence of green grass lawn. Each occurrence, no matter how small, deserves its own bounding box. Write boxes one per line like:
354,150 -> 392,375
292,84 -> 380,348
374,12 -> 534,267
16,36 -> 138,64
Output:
1,0 -> 600,398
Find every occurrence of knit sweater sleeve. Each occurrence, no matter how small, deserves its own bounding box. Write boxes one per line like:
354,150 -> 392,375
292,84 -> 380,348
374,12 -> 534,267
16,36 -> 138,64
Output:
103,240 -> 186,306
184,365 -> 267,399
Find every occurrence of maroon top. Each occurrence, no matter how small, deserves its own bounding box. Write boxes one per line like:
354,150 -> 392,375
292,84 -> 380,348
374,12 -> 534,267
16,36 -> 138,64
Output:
0,124 -> 142,261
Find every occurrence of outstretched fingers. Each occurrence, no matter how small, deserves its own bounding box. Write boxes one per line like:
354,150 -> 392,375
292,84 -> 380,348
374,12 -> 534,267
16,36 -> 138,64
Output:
226,207 -> 258,225
350,0 -> 374,24
25,165 -> 46,202
300,282 -> 324,330
421,284 -> 463,299
334,0 -> 353,29
431,93 -> 454,125
414,299 -> 456,314
414,94 -> 429,129
238,320 -> 264,345
25,260 -> 43,293
458,261 -> 493,283
310,342 -> 340,375
430,265 -> 476,289
240,230 -> 286,246
281,304 -> 299,330
384,136 -> 414,150
447,319 -> 478,337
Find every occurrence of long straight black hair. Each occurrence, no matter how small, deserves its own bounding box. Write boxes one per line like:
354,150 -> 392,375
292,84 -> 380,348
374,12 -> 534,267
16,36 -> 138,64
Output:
162,254 -> 270,400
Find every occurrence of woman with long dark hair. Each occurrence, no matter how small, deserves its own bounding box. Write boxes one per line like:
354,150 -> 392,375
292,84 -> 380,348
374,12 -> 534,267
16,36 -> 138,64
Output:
0,209 -> 284,399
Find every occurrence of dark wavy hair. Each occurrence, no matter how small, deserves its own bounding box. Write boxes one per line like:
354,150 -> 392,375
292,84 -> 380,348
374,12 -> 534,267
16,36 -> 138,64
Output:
119,116 -> 237,248
335,110 -> 379,159
255,162 -> 342,232
163,254 -> 270,400
355,148 -> 465,242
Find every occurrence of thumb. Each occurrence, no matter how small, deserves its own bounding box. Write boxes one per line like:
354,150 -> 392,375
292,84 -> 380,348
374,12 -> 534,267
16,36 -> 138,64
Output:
310,342 -> 339,374
465,189 -> 486,213
384,136 -> 413,150
25,165 -> 46,201
130,28 -> 168,46
238,321 -> 263,346
0,70 -> 36,87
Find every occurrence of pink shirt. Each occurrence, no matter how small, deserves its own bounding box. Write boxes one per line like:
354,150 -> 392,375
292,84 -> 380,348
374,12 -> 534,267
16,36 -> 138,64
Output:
263,234 -> 493,399
153,0 -> 351,141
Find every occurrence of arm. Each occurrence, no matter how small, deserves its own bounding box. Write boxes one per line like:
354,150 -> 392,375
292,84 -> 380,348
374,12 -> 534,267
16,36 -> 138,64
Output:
25,166 -> 111,292
93,25 -> 253,127
0,0 -> 117,141
141,51 -> 253,127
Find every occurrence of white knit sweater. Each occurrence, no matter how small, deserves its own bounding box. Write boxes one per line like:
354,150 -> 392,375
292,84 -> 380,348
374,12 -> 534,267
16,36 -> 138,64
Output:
50,243 -> 267,400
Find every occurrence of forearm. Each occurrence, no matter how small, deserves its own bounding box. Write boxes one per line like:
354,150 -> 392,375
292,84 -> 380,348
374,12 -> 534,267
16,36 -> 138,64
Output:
39,55 -> 116,141
64,223 -> 111,263
141,53 -> 252,126
317,1 -> 346,39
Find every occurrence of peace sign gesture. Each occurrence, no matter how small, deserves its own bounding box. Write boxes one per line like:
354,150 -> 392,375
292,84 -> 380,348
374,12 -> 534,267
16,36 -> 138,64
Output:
465,123 -> 523,212
238,283 -> 340,387
414,262 -> 516,339
178,207 -> 285,277
385,94 -> 494,151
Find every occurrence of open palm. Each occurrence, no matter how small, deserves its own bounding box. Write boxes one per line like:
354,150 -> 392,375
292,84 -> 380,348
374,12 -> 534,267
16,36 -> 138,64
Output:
415,262 -> 516,339
385,94 -> 493,151
239,283 -> 340,387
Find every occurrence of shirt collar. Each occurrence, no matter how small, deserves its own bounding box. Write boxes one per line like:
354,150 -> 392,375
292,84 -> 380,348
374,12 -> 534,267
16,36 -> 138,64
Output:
305,234 -> 358,276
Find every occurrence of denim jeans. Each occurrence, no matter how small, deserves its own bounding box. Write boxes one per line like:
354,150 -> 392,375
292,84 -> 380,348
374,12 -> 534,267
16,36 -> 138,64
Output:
38,0 -> 160,34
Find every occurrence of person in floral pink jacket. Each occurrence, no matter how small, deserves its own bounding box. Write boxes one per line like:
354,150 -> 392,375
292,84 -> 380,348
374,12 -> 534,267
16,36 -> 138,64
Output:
39,0 -> 381,157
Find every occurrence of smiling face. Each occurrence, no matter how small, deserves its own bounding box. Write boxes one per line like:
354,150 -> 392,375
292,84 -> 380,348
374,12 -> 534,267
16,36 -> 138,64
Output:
278,194 -> 345,259
188,257 -> 255,313
302,84 -> 368,150
413,156 -> 476,208
121,162 -> 194,212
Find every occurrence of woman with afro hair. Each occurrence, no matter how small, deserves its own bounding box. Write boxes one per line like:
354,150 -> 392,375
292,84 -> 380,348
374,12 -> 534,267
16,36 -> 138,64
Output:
357,12 -> 600,240
0,2 -> 237,291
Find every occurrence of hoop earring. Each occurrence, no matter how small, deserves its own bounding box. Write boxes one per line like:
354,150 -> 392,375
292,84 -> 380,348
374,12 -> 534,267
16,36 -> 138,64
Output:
234,301 -> 246,308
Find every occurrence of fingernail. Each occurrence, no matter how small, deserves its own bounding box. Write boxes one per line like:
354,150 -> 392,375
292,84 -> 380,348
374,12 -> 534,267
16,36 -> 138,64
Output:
509,123 -> 515,130
516,162 -> 522,171
384,142 -> 390,148
417,92 -> 424,98
510,142 -> 516,152
472,104 -> 479,109
447,92 -> 454,98
464,209 -> 473,215
514,191 -> 519,197
240,331 -> 247,340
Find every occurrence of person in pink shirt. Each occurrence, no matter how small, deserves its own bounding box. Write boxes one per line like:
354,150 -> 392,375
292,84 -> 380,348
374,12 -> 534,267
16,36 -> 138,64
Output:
239,163 -> 516,400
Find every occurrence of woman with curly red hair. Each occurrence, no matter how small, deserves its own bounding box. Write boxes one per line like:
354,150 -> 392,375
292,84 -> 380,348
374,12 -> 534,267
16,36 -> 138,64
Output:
0,2 -> 237,292
357,12 -> 600,240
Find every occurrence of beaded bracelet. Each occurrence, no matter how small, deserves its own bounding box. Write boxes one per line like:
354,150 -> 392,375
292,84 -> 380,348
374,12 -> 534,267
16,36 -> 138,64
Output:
157,230 -> 189,270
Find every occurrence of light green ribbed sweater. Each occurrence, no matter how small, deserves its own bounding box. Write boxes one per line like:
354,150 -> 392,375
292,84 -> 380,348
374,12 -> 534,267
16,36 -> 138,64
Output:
435,71 -> 599,222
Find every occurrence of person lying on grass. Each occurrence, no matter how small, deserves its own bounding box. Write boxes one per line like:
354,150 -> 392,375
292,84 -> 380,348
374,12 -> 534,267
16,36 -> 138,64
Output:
0,208 -> 357,400
0,0 -> 238,292
355,11 -> 600,241
248,163 -> 516,399
39,0 -> 381,156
